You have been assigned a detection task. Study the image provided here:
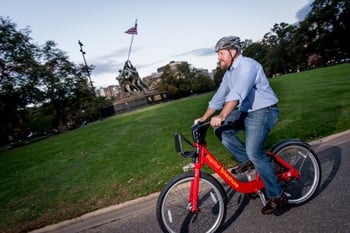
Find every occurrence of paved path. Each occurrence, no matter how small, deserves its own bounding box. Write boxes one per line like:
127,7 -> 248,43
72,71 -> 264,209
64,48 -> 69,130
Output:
31,130 -> 350,233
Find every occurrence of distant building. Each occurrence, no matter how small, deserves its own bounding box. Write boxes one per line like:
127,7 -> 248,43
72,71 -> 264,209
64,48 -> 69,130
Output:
95,85 -> 121,98
143,72 -> 162,90
193,68 -> 213,79
157,61 -> 189,73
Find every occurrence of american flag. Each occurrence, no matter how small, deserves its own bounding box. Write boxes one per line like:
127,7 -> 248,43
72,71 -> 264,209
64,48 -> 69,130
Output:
125,23 -> 138,35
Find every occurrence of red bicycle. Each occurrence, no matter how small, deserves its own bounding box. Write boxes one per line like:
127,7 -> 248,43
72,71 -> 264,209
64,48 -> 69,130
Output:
156,122 -> 321,233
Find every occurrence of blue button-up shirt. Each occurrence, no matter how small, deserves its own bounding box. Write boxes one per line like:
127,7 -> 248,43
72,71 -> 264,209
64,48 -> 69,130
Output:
209,55 -> 278,112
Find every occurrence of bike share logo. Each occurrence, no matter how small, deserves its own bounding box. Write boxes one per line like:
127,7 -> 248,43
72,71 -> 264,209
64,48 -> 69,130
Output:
206,153 -> 239,188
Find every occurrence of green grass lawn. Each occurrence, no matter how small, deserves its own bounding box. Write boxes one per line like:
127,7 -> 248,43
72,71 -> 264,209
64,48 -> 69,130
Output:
1,63 -> 350,233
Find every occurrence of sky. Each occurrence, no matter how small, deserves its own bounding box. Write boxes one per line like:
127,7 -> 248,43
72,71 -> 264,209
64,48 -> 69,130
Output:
1,0 -> 313,88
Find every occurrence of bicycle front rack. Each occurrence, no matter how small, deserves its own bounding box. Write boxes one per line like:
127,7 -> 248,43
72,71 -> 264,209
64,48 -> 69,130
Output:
174,133 -> 196,157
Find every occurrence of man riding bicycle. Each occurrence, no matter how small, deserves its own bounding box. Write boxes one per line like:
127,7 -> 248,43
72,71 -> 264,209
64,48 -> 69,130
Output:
194,36 -> 287,214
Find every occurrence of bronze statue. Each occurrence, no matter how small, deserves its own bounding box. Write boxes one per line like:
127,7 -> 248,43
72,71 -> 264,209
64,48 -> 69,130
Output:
117,60 -> 148,92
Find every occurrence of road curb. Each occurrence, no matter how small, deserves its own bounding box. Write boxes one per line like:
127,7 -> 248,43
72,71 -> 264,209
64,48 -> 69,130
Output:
309,129 -> 350,147
30,192 -> 160,233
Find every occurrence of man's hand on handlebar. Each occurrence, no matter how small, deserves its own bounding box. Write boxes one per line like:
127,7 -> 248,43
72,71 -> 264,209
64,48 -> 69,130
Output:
210,115 -> 225,127
194,115 -> 224,127
194,118 -> 204,125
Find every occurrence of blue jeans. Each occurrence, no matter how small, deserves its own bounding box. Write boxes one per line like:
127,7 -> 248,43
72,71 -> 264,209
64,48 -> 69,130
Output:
214,106 -> 282,199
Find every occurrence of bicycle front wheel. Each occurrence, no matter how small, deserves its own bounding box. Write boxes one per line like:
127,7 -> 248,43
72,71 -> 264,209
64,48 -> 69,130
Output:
270,140 -> 321,205
156,171 -> 227,233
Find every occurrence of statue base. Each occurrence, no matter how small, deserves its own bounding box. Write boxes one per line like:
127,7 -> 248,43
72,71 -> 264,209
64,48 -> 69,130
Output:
100,91 -> 168,117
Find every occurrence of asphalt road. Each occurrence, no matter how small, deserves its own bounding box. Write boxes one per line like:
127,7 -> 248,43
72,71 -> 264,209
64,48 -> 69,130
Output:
32,130 -> 350,233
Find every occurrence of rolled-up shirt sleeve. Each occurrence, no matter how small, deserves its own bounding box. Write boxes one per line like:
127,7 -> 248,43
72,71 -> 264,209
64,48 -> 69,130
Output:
208,81 -> 228,110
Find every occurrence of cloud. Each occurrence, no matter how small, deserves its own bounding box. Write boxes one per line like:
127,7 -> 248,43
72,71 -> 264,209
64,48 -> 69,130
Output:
89,56 -> 121,77
136,58 -> 168,70
89,46 -> 144,76
92,61 -> 120,76
175,47 -> 215,57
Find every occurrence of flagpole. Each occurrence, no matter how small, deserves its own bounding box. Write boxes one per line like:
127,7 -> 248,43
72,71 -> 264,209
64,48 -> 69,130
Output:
126,19 -> 137,61
126,34 -> 134,61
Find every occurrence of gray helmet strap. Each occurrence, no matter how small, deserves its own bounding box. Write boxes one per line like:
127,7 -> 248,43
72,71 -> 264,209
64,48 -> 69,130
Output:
227,48 -> 238,70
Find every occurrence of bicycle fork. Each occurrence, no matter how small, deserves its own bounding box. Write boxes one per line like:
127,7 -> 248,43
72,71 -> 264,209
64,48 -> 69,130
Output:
188,166 -> 201,213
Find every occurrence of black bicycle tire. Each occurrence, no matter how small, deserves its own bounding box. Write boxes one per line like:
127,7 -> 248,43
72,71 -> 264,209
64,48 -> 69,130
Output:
270,140 -> 321,205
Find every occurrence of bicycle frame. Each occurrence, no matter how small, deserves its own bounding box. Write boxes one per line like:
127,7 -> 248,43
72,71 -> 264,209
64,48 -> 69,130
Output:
197,142 -> 263,192
182,123 -> 301,213
157,122 -> 321,233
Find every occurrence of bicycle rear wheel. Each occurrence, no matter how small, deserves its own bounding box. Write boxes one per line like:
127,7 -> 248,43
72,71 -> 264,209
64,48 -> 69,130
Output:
156,171 -> 227,233
270,140 -> 321,205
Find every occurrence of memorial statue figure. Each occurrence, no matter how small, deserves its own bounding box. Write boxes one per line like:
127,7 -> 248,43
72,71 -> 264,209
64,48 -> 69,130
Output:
116,60 -> 148,92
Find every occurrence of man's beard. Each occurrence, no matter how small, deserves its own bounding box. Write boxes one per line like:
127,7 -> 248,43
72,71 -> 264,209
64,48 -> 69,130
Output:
220,60 -> 230,70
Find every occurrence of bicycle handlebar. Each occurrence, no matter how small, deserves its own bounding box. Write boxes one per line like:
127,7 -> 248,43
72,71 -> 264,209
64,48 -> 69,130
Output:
174,122 -> 211,157
191,121 -> 211,144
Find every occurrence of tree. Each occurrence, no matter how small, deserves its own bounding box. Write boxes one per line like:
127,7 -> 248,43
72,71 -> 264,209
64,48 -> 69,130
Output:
158,63 -> 215,99
191,72 -> 215,93
262,23 -> 301,75
0,17 -> 41,143
213,64 -> 225,87
301,0 -> 350,63
38,41 -> 97,131
1,17 -> 99,144
243,42 -> 271,75
158,65 -> 180,98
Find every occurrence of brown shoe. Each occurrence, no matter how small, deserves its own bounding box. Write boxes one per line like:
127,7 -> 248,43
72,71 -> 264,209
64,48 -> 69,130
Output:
231,160 -> 254,175
261,193 -> 288,215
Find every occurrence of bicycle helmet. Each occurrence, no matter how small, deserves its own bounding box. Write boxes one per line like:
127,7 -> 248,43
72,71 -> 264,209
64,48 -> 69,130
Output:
215,36 -> 241,52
